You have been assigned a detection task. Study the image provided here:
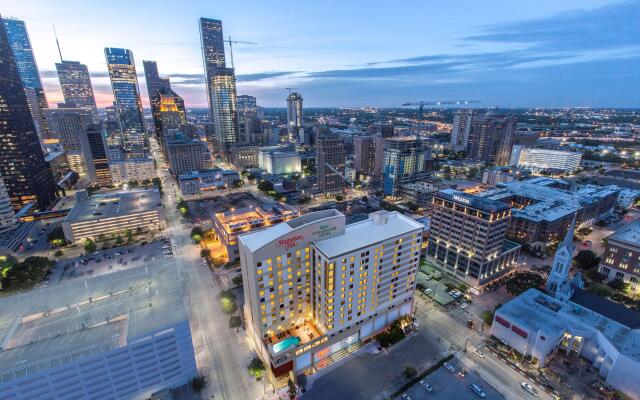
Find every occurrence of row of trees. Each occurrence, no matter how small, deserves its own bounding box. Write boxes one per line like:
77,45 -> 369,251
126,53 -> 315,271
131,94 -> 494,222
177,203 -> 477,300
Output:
0,256 -> 54,291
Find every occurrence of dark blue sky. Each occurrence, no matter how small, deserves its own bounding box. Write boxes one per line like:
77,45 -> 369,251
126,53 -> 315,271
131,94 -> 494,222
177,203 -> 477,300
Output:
7,0 -> 640,107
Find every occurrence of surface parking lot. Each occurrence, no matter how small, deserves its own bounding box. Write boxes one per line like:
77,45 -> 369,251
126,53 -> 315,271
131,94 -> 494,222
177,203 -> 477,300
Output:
400,359 -> 504,400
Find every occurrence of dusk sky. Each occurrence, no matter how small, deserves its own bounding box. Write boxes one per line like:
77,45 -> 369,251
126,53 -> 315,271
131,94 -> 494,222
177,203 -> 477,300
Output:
4,0 -> 640,108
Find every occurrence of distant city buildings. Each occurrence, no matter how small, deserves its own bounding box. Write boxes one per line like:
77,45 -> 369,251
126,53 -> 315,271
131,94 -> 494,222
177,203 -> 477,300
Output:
104,47 -> 146,152
286,92 -> 303,141
467,110 -> 516,166
515,148 -> 582,174
55,60 -> 97,111
599,219 -> 640,287
238,210 -> 422,380
316,134 -> 346,196
450,109 -> 477,152
426,189 -> 521,291
0,17 -> 56,211
2,18 -> 49,142
354,135 -> 384,181
382,136 -> 430,196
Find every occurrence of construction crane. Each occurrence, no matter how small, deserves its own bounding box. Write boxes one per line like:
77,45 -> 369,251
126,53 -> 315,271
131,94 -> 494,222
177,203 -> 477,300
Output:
223,36 -> 257,69
402,100 -> 481,114
285,87 -> 299,95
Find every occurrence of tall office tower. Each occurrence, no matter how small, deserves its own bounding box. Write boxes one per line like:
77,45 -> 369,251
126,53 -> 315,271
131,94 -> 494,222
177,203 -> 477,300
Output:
199,18 -> 238,154
143,60 -> 184,138
2,18 -> 49,141
104,48 -> 146,151
467,110 -> 516,166
238,95 -> 259,143
80,123 -> 112,186
0,176 -> 18,233
55,60 -> 97,110
0,17 -> 56,211
450,109 -> 477,152
382,136 -> 430,196
286,92 -> 303,141
238,209 -> 422,380
354,134 -> 384,181
426,190 -> 521,291
316,134 -> 346,196
207,68 -> 238,151
45,106 -> 94,176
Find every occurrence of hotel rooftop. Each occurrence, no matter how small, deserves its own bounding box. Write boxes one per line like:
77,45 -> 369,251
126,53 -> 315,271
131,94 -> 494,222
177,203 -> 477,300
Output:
0,264 -> 185,385
214,203 -> 299,236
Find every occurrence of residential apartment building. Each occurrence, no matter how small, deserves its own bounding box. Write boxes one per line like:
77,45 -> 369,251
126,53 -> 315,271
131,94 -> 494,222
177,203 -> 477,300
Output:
450,109 -> 477,152
382,136 -> 430,196
354,134 -> 384,181
316,134 -> 346,196
238,210 -> 423,382
599,220 -> 640,287
164,133 -> 212,176
516,148 -> 582,174
467,110 -> 516,166
426,189 -> 521,291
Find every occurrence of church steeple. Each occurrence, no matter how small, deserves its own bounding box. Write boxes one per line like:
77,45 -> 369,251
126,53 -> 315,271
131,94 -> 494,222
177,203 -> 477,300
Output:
546,213 -> 577,301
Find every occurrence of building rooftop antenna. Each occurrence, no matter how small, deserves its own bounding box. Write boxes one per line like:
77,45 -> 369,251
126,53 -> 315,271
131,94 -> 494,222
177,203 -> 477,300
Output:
53,25 -> 63,62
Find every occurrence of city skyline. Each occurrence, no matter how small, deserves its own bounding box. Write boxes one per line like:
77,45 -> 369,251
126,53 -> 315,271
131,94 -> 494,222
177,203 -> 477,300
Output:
3,0 -> 639,109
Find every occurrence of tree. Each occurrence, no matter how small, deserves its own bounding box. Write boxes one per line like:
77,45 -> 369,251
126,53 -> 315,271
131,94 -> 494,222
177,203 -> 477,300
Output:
229,315 -> 242,329
480,310 -> 494,326
257,180 -> 274,192
115,235 -> 123,245
234,179 -> 244,188
375,320 -> 405,348
362,196 -> 368,203
54,250 -> 64,257
191,227 -> 204,243
47,226 -> 66,247
573,250 -> 600,271
190,375 -> 207,392
200,248 -> 211,260
288,378 -> 297,400
2,256 -> 53,290
247,357 -> 266,380
506,271 -> 544,296
608,278 -> 629,292
403,365 -> 417,379
232,276 -> 243,286
84,239 -> 97,253
335,194 -> 344,202
125,229 -> 133,243
220,290 -> 238,314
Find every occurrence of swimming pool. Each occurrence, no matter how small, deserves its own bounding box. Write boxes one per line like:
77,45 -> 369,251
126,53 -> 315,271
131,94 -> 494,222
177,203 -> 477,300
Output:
272,336 -> 301,354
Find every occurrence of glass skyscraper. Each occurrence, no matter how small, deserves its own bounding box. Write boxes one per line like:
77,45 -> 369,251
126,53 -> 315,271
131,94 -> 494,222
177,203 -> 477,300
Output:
143,60 -> 186,138
104,47 -> 145,151
0,15 -> 56,210
56,60 -> 97,110
199,18 -> 238,153
2,17 -> 49,141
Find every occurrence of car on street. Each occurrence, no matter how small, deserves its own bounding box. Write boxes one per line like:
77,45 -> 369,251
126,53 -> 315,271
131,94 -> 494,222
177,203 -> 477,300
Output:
470,384 -> 486,398
474,349 -> 485,358
521,382 -> 538,396
443,362 -> 456,373
460,302 -> 468,309
419,380 -> 432,391
401,394 -> 412,400
458,368 -> 467,378
423,288 -> 433,295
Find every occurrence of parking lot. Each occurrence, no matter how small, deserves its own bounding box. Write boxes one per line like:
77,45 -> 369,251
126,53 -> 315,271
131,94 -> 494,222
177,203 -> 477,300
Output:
48,240 -> 176,286
399,359 -> 504,400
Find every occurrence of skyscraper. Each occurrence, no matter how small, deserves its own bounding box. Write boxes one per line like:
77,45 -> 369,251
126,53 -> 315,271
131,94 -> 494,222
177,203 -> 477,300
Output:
143,60 -> 185,138
0,176 -> 18,234
105,47 -> 145,151
55,60 -> 97,110
382,136 -> 430,196
237,95 -> 258,143
0,16 -> 56,211
2,18 -> 49,141
450,109 -> 477,152
354,134 -> 384,181
286,92 -> 303,141
199,18 -> 238,154
80,123 -> 112,187
467,110 -> 516,166
316,134 -> 346,196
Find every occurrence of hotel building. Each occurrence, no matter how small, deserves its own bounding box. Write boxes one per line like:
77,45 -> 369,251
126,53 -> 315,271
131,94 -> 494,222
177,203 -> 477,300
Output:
238,210 -> 423,383
426,189 -> 521,291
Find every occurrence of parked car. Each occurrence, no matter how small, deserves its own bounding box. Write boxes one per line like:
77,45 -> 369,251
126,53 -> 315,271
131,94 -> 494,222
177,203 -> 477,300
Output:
521,382 -> 538,396
474,349 -> 485,358
470,384 -> 486,398
424,288 -> 433,295
460,302 -> 469,309
443,362 -> 456,373
401,394 -> 412,400
420,380 -> 432,391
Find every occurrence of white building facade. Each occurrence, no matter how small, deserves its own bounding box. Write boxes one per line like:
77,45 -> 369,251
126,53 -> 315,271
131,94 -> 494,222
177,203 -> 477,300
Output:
516,149 -> 582,173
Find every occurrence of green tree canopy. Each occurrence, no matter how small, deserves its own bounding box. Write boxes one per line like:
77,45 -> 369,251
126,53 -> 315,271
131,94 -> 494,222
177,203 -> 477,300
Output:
506,271 -> 544,296
573,250 -> 600,270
